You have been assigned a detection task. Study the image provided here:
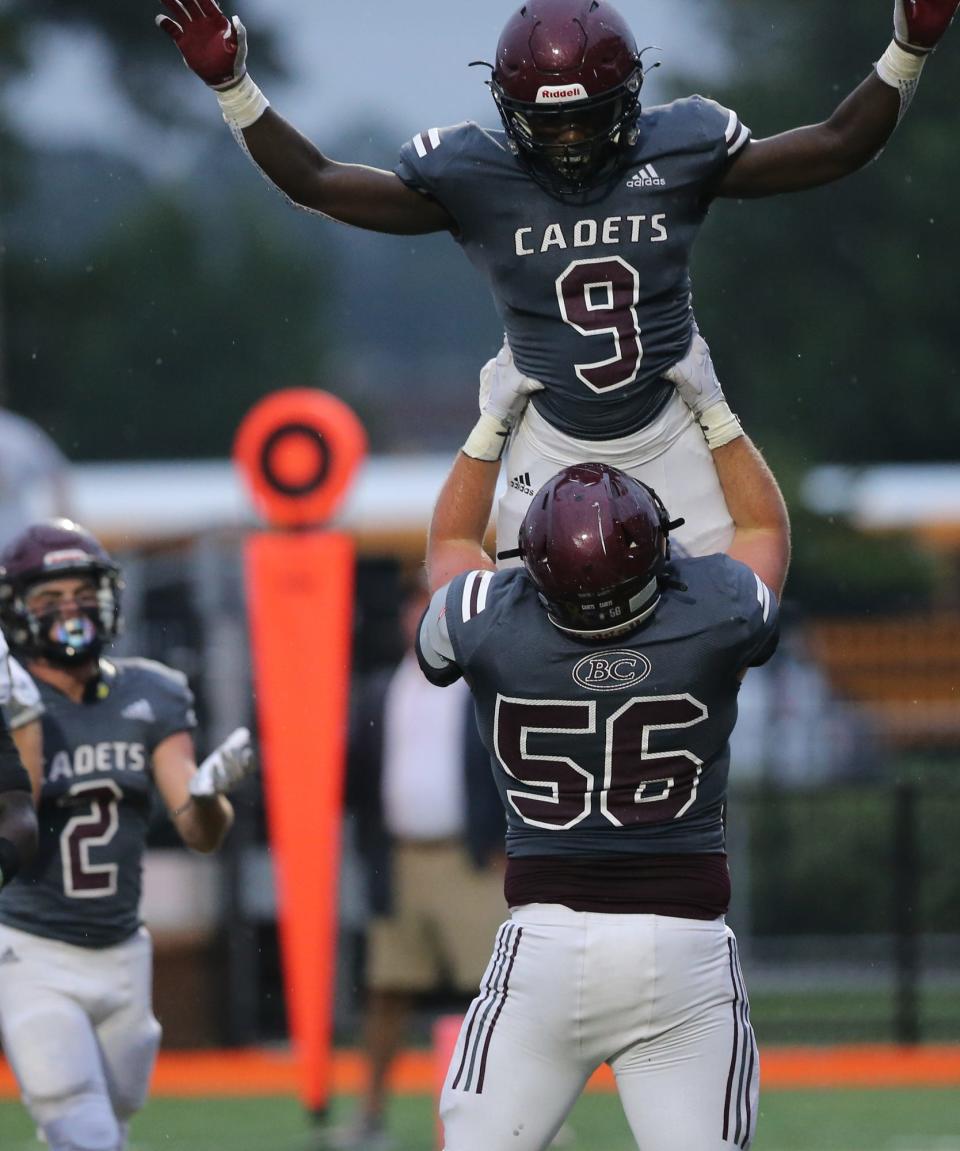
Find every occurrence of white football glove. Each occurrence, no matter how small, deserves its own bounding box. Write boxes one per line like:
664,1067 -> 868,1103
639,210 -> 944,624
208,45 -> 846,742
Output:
664,325 -> 723,416
478,339 -> 545,426
664,327 -> 743,450
464,339 -> 545,462
189,726 -> 256,798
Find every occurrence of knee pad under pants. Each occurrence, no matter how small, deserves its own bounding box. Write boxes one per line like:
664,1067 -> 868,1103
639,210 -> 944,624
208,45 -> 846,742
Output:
101,1013 -> 162,1120
36,1091 -> 121,1151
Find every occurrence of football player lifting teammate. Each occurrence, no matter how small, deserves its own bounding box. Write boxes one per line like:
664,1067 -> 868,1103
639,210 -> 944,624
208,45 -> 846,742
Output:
413,434 -> 789,1151
0,520 -> 257,1151
158,0 -> 958,556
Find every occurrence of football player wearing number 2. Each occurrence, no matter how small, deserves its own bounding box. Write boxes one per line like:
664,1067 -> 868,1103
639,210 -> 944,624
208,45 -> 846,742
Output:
159,0 -> 958,558
415,434 -> 789,1151
0,520 -> 257,1151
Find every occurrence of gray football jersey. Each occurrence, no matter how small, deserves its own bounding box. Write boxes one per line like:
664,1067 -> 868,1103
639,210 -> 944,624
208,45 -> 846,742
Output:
0,657 -> 197,948
418,556 -> 777,858
396,97 -> 749,440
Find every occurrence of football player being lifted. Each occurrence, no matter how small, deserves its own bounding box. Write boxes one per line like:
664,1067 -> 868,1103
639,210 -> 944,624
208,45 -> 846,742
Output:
159,0 -> 957,558
414,430 -> 789,1151
0,520 -> 257,1151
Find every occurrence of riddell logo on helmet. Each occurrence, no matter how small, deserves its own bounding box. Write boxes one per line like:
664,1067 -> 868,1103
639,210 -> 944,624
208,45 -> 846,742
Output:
43,549 -> 91,568
536,84 -> 589,103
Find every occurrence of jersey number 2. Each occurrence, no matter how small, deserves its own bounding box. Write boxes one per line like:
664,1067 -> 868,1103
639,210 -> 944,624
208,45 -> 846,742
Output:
60,779 -> 122,898
495,693 -> 707,831
556,256 -> 643,393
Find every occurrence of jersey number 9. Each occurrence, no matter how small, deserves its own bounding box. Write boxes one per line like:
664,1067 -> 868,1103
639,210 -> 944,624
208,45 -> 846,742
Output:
557,256 -> 643,393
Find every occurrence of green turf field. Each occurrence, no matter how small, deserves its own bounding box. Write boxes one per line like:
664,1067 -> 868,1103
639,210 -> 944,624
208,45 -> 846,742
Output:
749,987 -> 960,1044
1,1089 -> 958,1151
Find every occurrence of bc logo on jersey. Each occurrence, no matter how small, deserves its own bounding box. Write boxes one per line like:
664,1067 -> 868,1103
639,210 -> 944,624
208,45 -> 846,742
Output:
572,650 -> 652,692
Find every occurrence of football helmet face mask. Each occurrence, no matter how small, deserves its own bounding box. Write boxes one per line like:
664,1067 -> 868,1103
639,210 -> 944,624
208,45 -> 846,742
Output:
517,463 -> 681,638
489,0 -> 644,195
0,519 -> 123,666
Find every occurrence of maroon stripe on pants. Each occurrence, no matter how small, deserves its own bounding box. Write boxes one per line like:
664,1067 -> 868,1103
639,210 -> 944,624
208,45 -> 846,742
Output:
722,937 -> 741,1141
452,923 -> 513,1091
475,927 -> 523,1093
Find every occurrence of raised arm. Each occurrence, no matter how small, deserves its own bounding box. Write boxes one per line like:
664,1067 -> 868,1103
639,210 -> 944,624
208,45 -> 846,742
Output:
719,0 -> 958,198
711,437 -> 791,600
239,113 -> 452,233
426,454 -> 500,594
665,332 -> 790,594
426,344 -> 545,592
156,0 -> 454,235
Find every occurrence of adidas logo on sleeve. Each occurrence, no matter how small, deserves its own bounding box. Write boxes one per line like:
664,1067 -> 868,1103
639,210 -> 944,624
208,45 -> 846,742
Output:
121,699 -> 156,723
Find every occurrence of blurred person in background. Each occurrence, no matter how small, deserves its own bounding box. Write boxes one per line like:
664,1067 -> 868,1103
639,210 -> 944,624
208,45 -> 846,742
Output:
0,518 -> 257,1151
0,406 -> 72,549
414,428 -> 789,1151
337,575 -> 506,1150
159,0 -> 958,560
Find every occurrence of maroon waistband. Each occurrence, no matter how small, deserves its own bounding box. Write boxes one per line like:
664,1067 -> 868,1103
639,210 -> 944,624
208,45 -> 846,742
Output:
504,852 -> 730,919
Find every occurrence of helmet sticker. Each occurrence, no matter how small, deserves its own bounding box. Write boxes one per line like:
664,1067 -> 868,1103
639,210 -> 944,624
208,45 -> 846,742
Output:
535,84 -> 589,103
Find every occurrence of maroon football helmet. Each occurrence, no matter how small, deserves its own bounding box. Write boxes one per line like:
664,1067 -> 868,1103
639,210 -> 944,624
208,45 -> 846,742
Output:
489,0 -> 645,194
0,519 -> 122,665
517,463 -> 679,637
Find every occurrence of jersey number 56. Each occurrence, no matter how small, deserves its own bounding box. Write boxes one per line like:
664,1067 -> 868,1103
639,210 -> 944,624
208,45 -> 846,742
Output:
495,693 -> 707,830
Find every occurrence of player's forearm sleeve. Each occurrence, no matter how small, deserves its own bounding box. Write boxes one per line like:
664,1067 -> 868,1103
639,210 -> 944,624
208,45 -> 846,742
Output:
415,586 -> 463,686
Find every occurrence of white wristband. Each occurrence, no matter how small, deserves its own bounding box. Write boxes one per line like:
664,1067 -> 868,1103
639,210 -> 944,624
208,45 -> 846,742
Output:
876,40 -> 925,119
699,400 -> 744,451
216,74 -> 270,130
876,39 -> 926,84
462,412 -> 510,462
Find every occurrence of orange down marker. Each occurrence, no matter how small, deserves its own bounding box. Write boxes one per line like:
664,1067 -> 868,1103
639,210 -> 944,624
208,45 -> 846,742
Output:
234,389 -> 367,1114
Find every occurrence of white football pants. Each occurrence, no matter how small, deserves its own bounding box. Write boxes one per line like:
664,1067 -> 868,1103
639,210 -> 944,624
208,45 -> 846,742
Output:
497,392 -> 734,565
0,923 -> 161,1150
440,905 -> 759,1151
